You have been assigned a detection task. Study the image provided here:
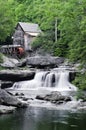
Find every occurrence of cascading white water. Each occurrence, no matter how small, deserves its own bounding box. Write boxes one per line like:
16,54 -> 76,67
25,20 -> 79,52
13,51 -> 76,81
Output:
12,71 -> 48,90
11,68 -> 77,92
43,72 -> 59,87
56,71 -> 77,91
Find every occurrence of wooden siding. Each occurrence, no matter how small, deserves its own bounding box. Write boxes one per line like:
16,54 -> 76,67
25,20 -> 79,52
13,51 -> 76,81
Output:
13,23 -> 41,51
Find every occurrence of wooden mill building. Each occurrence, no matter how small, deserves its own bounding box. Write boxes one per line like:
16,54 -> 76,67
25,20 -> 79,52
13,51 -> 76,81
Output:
0,22 -> 41,57
12,22 -> 42,51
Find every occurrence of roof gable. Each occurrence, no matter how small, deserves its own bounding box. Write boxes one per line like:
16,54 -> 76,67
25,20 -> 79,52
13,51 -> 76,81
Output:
18,22 -> 41,33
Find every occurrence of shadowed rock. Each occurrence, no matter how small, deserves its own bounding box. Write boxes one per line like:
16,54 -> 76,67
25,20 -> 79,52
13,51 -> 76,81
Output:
0,55 -> 19,68
0,70 -> 35,81
1,81 -> 13,89
36,91 -> 72,103
0,89 -> 27,108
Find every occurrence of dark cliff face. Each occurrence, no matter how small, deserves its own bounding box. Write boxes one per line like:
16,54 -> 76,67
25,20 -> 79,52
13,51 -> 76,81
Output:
0,70 -> 35,89
0,70 -> 35,82
1,81 -> 13,89
69,72 -> 76,82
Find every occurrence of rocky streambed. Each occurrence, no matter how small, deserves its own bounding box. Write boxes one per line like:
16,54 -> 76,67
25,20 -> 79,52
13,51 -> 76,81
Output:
0,81 -> 86,114
8,89 -> 86,111
0,54 -> 86,114
0,88 -> 28,114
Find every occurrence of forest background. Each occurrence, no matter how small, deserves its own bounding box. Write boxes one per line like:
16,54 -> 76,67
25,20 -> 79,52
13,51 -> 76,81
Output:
0,0 -> 86,90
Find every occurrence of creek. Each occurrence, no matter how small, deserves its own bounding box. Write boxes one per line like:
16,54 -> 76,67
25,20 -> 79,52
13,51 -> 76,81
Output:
11,67 -> 77,92
0,106 -> 86,130
1,67 -> 86,130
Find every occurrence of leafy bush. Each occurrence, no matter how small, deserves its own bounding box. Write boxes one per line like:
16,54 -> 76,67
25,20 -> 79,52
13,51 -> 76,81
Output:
0,53 -> 3,63
31,35 -> 43,50
32,32 -> 55,54
75,90 -> 86,101
32,32 -> 69,57
72,73 -> 86,90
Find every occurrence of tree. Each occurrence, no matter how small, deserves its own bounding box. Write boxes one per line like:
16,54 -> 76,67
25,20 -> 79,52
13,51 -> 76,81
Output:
58,0 -> 86,62
0,0 -> 16,42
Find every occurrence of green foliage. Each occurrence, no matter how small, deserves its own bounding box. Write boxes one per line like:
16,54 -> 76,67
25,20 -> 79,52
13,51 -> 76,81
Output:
0,53 -> 3,63
53,40 -> 69,57
0,0 -> 86,90
58,0 -> 86,63
32,36 -> 42,50
0,0 -> 16,42
0,0 -> 86,64
75,90 -> 86,101
32,32 -> 54,54
72,72 -> 86,90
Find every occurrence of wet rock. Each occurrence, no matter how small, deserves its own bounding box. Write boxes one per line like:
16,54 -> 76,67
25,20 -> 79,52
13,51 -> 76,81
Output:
64,96 -> 72,102
15,93 -> 28,101
44,91 -> 62,101
1,81 -> 14,89
0,89 -> 27,108
22,97 -> 29,101
27,55 -> 64,68
16,59 -> 27,67
0,55 -> 19,68
36,91 -> 72,104
0,105 -> 16,114
15,93 -> 24,96
36,95 -> 45,100
0,70 -> 35,82
56,101 -> 64,104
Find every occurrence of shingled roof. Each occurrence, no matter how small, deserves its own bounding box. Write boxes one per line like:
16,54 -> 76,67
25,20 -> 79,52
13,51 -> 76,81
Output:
17,22 -> 41,33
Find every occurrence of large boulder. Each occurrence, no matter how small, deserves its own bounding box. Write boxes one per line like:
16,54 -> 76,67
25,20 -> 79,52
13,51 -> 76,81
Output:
36,91 -> 72,104
16,59 -> 27,67
0,69 -> 35,81
0,55 -> 19,68
1,81 -> 13,89
26,55 -> 64,68
0,89 -> 27,107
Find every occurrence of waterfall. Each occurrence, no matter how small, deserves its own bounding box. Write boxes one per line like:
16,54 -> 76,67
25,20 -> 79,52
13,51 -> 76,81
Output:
43,72 -> 59,87
56,71 -> 77,91
11,69 -> 77,92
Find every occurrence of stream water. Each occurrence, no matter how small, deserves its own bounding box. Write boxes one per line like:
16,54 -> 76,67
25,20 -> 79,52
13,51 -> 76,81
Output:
0,106 -> 86,130
2,68 -> 85,130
